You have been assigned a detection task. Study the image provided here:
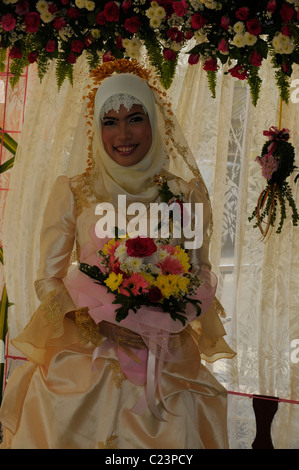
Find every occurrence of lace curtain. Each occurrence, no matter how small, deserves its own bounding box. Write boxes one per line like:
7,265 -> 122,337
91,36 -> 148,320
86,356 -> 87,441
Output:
2,54 -> 299,448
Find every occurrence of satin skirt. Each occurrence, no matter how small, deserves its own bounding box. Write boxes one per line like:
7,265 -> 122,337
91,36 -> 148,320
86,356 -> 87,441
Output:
0,326 -> 229,449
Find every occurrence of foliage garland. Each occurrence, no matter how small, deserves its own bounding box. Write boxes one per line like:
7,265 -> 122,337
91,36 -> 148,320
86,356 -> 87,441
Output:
0,0 -> 298,103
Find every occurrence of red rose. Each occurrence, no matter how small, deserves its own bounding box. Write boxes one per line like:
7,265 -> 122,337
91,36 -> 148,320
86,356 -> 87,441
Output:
104,1 -> 120,21
1,13 -> 16,31
279,3 -> 295,23
122,0 -> 131,14
124,16 -> 142,33
48,3 -> 58,14
67,52 -> 77,64
67,7 -> 81,18
191,13 -> 208,29
163,48 -> 177,61
281,25 -> 291,36
246,18 -> 262,36
125,236 -> 157,258
9,46 -> 22,59
96,12 -> 106,25
188,53 -> 199,65
147,287 -> 163,303
203,57 -> 217,71
218,38 -> 228,54
53,17 -> 66,30
15,0 -> 29,16
71,40 -> 84,53
229,64 -> 248,80
236,7 -> 250,20
172,1 -> 188,17
266,0 -> 276,13
185,30 -> 193,40
167,27 -> 184,43
45,39 -> 56,52
102,51 -> 115,62
220,15 -> 230,30
28,51 -> 38,63
115,35 -> 124,49
282,59 -> 289,73
24,12 -> 40,33
250,50 -> 262,67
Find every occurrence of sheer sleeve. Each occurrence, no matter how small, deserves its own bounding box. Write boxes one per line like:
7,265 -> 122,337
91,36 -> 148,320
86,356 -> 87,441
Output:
184,178 -> 236,362
12,176 -> 80,364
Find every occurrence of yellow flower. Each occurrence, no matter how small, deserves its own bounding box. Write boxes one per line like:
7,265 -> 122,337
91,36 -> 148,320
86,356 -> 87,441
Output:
177,276 -> 190,293
155,274 -> 182,298
174,247 -> 191,272
102,238 -> 118,255
104,272 -> 123,292
142,273 -> 155,286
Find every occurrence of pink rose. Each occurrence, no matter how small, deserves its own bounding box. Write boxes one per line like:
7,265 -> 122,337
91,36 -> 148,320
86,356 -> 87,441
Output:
279,3 -> 295,23
246,18 -> 262,36
115,35 -> 124,49
124,16 -> 142,33
48,3 -> 58,14
191,13 -> 208,29
1,13 -> 16,32
28,51 -> 38,63
188,53 -> 199,65
228,64 -> 248,80
71,40 -> 84,54
217,38 -> 228,54
103,1 -> 120,21
250,50 -> 262,67
24,12 -> 40,33
220,15 -> 230,30
45,39 -> 56,53
236,7 -> 250,21
266,0 -> 276,13
172,1 -> 188,17
282,59 -> 289,73
203,57 -> 217,71
125,236 -> 157,258
53,17 -> 66,30
9,46 -> 22,59
163,48 -> 177,61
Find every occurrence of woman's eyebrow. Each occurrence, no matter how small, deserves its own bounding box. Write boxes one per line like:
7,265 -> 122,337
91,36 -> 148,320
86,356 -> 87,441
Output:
102,111 -> 145,121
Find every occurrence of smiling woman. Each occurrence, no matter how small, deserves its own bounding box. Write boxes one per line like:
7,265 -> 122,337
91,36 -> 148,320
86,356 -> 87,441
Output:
101,104 -> 152,167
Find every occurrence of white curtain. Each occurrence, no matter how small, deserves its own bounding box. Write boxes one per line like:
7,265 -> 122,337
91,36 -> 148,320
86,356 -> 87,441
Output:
3,54 -> 299,448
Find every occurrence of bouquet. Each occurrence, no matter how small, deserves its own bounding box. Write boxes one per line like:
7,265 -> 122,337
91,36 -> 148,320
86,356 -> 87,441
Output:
249,126 -> 299,239
79,235 -> 203,326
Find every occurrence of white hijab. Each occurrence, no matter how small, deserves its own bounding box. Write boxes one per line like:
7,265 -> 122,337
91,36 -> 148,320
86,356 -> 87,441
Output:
92,73 -> 166,204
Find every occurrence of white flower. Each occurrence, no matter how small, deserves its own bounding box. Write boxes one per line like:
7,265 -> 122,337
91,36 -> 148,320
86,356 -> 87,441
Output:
233,21 -> 245,34
194,29 -> 207,44
36,0 -> 48,12
75,0 -> 86,8
154,6 -> 166,19
171,41 -> 182,51
202,0 -> 218,9
244,32 -> 257,46
232,33 -> 246,48
124,257 -> 145,273
146,7 -> 156,18
91,29 -> 100,39
115,243 -> 128,262
149,17 -> 162,28
85,0 -> 95,11
3,0 -> 18,4
273,32 -> 294,54
40,11 -> 54,23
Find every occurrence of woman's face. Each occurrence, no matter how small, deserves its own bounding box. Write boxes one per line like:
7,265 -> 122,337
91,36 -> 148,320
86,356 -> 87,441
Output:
101,104 -> 152,167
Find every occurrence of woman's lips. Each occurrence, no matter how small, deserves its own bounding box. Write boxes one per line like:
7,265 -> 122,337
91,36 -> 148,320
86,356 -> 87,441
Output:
115,145 -> 138,155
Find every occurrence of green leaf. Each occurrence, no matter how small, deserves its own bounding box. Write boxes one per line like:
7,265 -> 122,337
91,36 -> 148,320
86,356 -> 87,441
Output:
0,284 -> 9,403
0,127 -> 18,156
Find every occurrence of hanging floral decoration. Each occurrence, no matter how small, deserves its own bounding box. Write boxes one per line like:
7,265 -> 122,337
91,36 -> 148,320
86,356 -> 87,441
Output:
249,126 -> 299,240
0,0 -> 298,104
